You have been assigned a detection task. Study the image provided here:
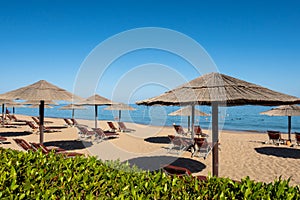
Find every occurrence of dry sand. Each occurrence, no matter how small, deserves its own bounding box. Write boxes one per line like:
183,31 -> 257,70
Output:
1,114 -> 300,186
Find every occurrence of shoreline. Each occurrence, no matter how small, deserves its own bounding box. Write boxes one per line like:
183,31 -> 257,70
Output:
1,114 -> 300,186
18,114 -> 275,135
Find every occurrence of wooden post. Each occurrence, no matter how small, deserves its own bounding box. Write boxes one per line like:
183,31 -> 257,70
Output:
212,102 -> 219,177
288,116 -> 291,141
72,109 -> 75,119
95,105 -> 98,128
187,116 -> 190,132
1,103 -> 4,126
39,100 -> 45,144
191,105 -> 195,139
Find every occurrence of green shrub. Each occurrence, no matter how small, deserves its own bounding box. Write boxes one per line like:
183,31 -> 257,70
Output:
0,148 -> 299,199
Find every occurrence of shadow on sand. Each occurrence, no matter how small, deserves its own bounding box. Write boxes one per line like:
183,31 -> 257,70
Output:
124,155 -> 206,173
144,136 -> 171,144
255,146 -> 300,159
0,131 -> 32,137
0,141 -> 11,145
44,140 -> 92,151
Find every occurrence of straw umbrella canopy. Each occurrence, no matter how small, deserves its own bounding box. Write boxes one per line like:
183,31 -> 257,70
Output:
0,80 -> 81,143
22,100 -> 59,106
28,104 -> 53,108
168,106 -> 210,132
260,105 -> 300,141
59,104 -> 86,119
76,94 -> 115,128
136,72 -> 300,176
104,103 -> 136,122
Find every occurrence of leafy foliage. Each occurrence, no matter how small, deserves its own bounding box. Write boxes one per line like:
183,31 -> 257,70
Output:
0,148 -> 299,199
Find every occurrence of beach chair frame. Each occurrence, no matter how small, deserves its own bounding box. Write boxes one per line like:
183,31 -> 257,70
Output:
191,137 -> 212,159
267,130 -> 284,145
167,135 -> 193,154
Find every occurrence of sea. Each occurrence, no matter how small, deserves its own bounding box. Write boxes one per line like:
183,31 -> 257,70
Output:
5,104 -> 300,134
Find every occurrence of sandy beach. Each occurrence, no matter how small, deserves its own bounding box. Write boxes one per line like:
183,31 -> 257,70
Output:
1,114 -> 300,186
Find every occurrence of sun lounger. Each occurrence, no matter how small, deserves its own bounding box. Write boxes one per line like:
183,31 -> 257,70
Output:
10,115 -> 29,122
71,118 -> 79,126
191,137 -> 213,159
31,116 -> 40,124
32,116 -> 54,124
30,142 -> 84,157
26,121 -> 61,134
117,121 -> 135,132
173,125 -> 188,136
0,136 -> 7,144
295,132 -> 300,146
267,130 -> 284,145
92,128 -> 119,143
194,125 -> 209,137
0,118 -> 27,127
5,114 -> 14,121
76,126 -> 96,139
13,138 -> 35,151
107,121 -> 118,132
167,135 -> 193,154
64,118 -> 73,126
162,165 -> 192,177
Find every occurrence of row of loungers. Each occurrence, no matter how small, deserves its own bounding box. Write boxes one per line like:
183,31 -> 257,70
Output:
173,124 -> 209,138
2,114 -> 69,133
267,130 -> 300,146
74,121 -> 136,143
63,119 -> 135,133
76,126 -> 120,143
13,138 -> 84,158
167,135 -> 213,159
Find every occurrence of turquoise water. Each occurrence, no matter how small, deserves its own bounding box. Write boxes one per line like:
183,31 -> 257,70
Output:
5,104 -> 300,134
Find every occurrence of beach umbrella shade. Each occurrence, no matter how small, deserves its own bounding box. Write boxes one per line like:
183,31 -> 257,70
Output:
76,94 -> 115,128
260,105 -> 300,141
59,104 -> 86,119
22,100 -> 59,105
104,103 -> 135,122
136,72 -> 300,176
28,104 -> 53,108
168,106 -> 210,132
0,80 -> 81,143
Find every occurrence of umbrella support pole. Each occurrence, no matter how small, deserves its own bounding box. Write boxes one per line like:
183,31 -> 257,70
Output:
212,102 -> 219,177
95,105 -> 98,128
191,105 -> 195,138
188,116 -> 190,132
1,103 -> 4,126
288,116 -> 291,141
39,100 -> 45,144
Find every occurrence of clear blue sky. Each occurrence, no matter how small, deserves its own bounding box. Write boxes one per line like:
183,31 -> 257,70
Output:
1,0 -> 300,102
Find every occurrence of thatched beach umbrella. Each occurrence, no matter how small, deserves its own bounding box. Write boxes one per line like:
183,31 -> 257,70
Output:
168,106 -> 210,132
260,105 -> 300,141
77,94 -> 114,128
104,103 -> 135,122
136,72 -> 300,176
0,80 -> 81,143
59,104 -> 86,119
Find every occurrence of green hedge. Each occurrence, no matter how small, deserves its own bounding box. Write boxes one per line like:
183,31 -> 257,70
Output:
0,148 -> 299,199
